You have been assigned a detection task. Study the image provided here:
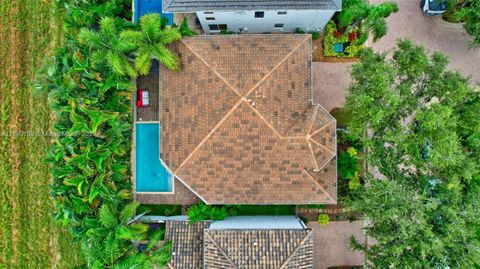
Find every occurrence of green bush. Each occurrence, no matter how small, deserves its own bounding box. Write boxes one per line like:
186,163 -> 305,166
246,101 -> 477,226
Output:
348,173 -> 361,190
323,21 -> 363,58
338,147 -> 359,179
317,213 -> 330,227
311,32 -> 321,40
295,28 -> 306,34
187,203 -> 228,224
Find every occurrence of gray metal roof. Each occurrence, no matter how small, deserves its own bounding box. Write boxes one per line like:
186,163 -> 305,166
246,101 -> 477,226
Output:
163,0 -> 341,12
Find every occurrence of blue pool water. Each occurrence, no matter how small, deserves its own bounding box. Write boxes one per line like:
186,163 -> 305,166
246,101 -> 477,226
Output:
133,0 -> 174,25
135,123 -> 172,192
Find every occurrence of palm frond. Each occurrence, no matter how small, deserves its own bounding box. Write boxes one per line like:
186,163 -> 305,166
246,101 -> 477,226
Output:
103,233 -> 123,265
99,17 -> 119,38
120,201 -> 140,224
106,50 -> 127,76
111,253 -> 149,269
119,30 -> 144,46
140,13 -> 162,41
78,29 -> 105,49
135,49 -> 153,75
158,28 -> 182,45
152,44 -> 179,71
99,204 -> 118,228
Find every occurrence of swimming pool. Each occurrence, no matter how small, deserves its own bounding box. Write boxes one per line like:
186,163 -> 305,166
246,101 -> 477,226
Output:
133,0 -> 174,25
135,123 -> 172,192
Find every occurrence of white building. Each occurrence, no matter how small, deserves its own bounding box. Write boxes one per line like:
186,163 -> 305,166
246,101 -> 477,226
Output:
163,0 -> 341,34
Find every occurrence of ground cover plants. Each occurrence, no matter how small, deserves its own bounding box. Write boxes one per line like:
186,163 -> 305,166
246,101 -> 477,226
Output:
0,0 -> 82,267
35,0 -> 194,267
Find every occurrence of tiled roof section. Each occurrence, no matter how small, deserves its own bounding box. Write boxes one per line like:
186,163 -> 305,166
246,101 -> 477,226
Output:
160,41 -> 238,170
160,35 -> 337,204
182,35 -> 303,96
246,39 -> 311,135
305,157 -> 337,201
134,178 -> 199,205
165,220 -> 211,269
163,0 -> 341,12
203,229 -> 314,269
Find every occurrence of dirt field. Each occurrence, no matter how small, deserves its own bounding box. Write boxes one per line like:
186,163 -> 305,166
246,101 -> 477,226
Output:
0,0 -> 81,267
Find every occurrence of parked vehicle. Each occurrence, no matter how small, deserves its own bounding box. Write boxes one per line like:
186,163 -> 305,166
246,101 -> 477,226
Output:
421,0 -> 447,15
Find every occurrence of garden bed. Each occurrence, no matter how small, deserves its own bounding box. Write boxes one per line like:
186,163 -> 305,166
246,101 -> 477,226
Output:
313,35 -> 360,63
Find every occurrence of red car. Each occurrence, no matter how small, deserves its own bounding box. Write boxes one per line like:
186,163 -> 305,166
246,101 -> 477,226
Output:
136,89 -> 150,107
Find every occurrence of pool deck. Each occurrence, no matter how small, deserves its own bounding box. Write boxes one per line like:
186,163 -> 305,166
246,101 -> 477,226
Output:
133,61 -> 199,205
136,61 -> 160,122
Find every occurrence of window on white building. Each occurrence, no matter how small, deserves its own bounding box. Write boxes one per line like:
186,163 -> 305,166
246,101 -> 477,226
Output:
208,24 -> 228,31
254,11 -> 264,18
278,11 -> 287,15
204,11 -> 214,14
274,23 -> 284,29
206,17 -> 215,21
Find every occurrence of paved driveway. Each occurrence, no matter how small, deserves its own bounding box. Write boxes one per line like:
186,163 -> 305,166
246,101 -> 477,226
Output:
371,0 -> 480,84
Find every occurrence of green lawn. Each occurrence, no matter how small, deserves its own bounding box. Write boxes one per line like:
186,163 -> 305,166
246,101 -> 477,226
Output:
0,0 -> 81,267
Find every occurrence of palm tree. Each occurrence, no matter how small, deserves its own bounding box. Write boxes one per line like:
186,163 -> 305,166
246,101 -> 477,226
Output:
82,202 -> 172,268
78,17 -> 138,77
120,14 -> 182,75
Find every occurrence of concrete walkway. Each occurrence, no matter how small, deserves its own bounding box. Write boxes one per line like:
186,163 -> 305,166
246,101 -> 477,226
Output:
371,0 -> 480,84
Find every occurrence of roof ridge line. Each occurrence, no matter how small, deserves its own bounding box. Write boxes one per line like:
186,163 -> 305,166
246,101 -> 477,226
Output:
174,99 -> 243,174
278,230 -> 313,269
309,135 -> 335,156
180,39 -> 244,99
244,35 -> 310,98
205,231 -> 239,269
244,100 -> 283,139
307,140 -> 320,170
280,106 -> 313,138
302,170 -> 336,202
241,36 -> 310,138
307,106 -> 320,135
310,119 -> 335,137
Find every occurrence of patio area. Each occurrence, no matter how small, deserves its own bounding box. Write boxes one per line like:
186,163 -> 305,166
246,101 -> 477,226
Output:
308,220 -> 365,269
136,61 -> 160,122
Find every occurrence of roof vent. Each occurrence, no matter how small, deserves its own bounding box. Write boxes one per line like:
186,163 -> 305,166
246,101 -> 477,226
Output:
253,242 -> 258,247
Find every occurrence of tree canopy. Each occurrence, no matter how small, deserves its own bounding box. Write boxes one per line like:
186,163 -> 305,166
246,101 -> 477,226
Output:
461,0 -> 480,47
345,39 -> 480,268
337,0 -> 398,42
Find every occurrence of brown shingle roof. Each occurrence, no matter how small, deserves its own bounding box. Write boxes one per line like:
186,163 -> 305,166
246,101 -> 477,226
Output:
165,220 -> 211,269
160,35 -> 336,204
203,229 -> 314,269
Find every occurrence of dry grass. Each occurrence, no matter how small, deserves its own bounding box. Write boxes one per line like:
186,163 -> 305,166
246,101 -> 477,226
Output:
0,0 -> 81,267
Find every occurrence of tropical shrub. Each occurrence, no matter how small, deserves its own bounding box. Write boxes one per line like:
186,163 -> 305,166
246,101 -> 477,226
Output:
461,0 -> 480,47
36,1 -> 191,267
337,0 -> 398,42
81,202 -> 172,268
187,203 -> 229,224
317,213 -> 330,227
323,21 -> 363,57
338,147 -> 359,179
